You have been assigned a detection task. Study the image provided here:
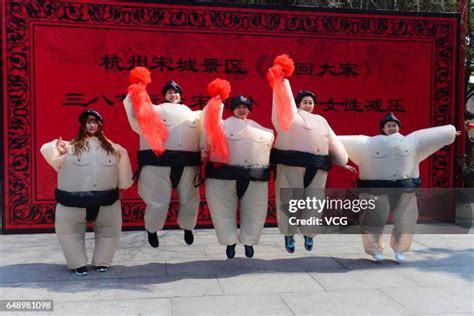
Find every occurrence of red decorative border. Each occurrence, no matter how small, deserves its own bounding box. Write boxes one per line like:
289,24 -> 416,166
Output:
2,0 -> 460,232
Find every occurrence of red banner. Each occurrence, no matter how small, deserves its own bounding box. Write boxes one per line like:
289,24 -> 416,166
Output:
2,0 -> 461,232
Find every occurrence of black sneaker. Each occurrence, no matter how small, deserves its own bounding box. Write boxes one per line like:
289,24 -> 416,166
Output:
244,245 -> 254,258
303,236 -> 313,251
147,231 -> 159,248
226,244 -> 236,259
74,266 -> 88,276
95,266 -> 109,272
284,235 -> 295,254
184,230 -> 194,245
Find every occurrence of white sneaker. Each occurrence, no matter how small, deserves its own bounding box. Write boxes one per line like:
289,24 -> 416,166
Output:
394,252 -> 406,263
372,253 -> 384,262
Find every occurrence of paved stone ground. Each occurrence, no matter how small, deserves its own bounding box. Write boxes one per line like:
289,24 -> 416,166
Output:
0,225 -> 472,315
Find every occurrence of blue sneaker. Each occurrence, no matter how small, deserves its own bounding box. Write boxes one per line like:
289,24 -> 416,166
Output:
304,236 -> 313,251
284,235 -> 295,253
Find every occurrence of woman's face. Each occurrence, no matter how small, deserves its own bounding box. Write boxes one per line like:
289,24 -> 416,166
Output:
233,104 -> 250,120
382,121 -> 400,135
165,89 -> 181,104
299,96 -> 315,113
85,116 -> 100,135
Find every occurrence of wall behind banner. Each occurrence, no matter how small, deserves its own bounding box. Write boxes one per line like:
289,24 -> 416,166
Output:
2,0 -> 461,233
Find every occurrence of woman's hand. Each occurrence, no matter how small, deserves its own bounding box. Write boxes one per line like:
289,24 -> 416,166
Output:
341,164 -> 358,174
201,149 -> 209,161
56,137 -> 67,155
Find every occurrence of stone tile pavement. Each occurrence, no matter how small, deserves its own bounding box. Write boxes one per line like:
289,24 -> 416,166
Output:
0,225 -> 472,315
